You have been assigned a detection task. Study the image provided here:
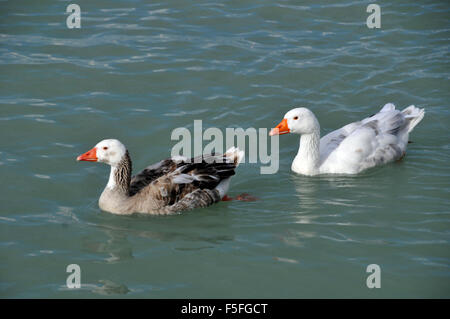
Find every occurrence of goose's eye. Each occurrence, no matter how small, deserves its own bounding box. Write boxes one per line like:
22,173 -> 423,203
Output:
293,116 -> 299,120
103,146 -> 108,150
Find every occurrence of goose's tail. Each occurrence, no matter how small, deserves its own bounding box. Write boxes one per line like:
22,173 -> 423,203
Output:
224,146 -> 245,167
215,147 -> 244,199
401,105 -> 425,133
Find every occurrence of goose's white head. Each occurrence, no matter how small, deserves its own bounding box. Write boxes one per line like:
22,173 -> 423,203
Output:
77,139 -> 127,166
269,107 -> 319,136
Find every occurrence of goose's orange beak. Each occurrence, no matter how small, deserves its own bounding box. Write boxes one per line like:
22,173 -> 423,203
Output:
269,118 -> 290,136
77,147 -> 98,162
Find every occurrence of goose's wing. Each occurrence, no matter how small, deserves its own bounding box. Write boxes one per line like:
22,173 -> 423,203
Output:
129,158 -> 180,196
319,121 -> 363,163
321,104 -> 409,173
319,104 -> 399,162
132,148 -> 243,211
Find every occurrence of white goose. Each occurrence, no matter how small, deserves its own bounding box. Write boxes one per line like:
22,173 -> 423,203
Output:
270,103 -> 425,175
77,139 -> 244,215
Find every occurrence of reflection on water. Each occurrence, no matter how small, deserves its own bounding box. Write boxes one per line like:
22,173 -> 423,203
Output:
82,229 -> 134,264
93,280 -> 130,296
59,280 -> 130,296
80,208 -> 237,265
292,170 -> 386,212
291,174 -> 319,212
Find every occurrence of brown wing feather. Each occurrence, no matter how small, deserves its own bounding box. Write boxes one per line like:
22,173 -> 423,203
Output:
130,153 -> 237,207
129,159 -> 178,196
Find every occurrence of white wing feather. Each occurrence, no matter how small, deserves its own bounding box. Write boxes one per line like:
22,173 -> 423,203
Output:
318,103 -> 423,174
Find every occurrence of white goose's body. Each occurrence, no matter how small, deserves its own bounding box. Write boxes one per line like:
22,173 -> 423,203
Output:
271,103 -> 425,175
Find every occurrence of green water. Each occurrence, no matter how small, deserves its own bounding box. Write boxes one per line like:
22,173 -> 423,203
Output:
0,0 -> 449,298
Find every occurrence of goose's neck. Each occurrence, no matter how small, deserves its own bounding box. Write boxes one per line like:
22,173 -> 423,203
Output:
292,130 -> 321,175
106,151 -> 132,196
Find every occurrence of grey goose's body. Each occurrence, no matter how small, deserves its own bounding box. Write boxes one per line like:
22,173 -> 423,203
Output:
77,139 -> 243,215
